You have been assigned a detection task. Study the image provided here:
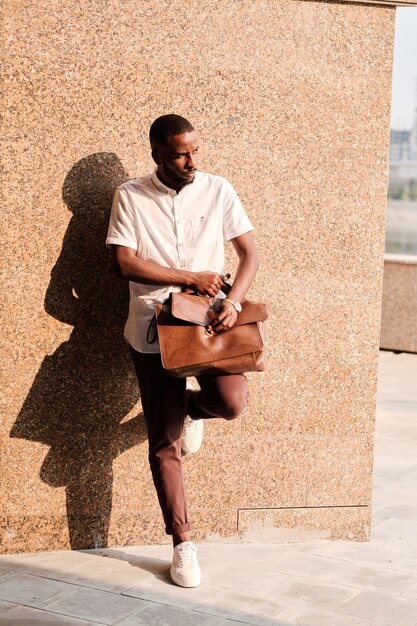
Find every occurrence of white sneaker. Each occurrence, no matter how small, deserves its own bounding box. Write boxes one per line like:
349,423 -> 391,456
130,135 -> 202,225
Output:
170,541 -> 201,587
181,415 -> 204,454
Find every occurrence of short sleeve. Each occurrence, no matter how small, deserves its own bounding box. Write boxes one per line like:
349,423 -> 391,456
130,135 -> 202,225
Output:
221,179 -> 254,241
106,187 -> 138,250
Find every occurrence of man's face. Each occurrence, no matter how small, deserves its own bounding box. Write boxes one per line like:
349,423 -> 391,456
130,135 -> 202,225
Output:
153,131 -> 200,189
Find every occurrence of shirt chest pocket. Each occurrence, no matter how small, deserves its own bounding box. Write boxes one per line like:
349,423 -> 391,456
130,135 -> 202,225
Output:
190,214 -> 215,248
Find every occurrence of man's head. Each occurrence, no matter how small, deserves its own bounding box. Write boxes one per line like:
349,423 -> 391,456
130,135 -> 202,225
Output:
149,114 -> 199,191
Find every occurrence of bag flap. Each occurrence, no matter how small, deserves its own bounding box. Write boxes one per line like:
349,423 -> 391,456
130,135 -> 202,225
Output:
171,292 -> 215,325
157,312 -> 264,368
170,292 -> 268,327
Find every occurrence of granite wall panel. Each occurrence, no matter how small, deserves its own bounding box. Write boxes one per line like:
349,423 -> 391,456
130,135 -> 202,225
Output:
1,0 -> 394,552
238,507 -> 371,542
380,255 -> 417,353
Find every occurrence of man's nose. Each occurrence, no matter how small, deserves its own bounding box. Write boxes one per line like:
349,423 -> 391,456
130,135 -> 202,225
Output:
186,153 -> 197,169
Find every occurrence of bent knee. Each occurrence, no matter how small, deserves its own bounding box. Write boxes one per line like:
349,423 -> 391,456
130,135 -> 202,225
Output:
221,388 -> 249,420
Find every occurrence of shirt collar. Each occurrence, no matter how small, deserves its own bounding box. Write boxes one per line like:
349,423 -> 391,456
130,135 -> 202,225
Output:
151,168 -> 200,196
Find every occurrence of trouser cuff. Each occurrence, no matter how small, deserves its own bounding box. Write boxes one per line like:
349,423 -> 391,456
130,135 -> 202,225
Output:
166,521 -> 192,535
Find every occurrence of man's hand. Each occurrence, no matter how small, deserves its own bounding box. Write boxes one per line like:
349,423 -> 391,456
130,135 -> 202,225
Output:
211,301 -> 238,332
189,271 -> 224,297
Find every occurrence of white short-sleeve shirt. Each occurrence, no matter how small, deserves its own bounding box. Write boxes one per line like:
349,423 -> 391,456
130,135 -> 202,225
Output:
106,169 -> 254,353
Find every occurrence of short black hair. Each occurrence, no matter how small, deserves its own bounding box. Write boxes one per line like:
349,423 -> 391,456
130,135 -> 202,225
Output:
149,114 -> 194,148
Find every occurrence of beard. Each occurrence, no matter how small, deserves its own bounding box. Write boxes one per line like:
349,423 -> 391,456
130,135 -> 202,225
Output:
166,165 -> 196,187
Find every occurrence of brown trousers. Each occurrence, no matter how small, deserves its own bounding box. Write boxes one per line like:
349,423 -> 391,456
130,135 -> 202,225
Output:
129,346 -> 249,535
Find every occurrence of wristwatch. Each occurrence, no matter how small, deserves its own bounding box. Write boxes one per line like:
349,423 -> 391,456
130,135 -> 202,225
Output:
223,298 -> 242,313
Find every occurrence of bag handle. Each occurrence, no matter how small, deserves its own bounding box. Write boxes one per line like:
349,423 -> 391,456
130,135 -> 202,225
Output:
217,273 -> 231,295
191,273 -> 232,297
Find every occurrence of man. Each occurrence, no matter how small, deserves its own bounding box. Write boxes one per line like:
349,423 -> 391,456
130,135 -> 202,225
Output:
106,114 -> 259,587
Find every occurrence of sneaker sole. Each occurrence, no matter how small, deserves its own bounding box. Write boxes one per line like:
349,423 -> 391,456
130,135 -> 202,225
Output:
170,566 -> 201,588
181,441 -> 203,454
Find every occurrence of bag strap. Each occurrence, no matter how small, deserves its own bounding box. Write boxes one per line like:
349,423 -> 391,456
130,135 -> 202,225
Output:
220,280 -> 232,296
146,314 -> 158,344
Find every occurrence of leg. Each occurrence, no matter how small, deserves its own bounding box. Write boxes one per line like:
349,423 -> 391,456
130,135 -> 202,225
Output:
188,372 -> 249,420
129,346 -> 191,540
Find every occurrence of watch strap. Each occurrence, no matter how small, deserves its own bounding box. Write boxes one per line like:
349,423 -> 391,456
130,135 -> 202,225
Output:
223,298 -> 241,312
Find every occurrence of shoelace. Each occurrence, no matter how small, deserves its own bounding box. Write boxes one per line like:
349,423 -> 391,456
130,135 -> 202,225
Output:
183,417 -> 200,433
177,544 -> 197,567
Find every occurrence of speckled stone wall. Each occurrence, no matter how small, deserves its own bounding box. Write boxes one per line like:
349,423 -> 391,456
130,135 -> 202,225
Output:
1,0 -> 395,553
380,255 -> 417,353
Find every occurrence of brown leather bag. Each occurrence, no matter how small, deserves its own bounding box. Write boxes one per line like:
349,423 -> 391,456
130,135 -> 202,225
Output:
154,292 -> 268,378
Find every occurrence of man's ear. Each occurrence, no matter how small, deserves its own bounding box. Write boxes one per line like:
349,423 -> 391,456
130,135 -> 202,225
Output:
151,150 -> 161,165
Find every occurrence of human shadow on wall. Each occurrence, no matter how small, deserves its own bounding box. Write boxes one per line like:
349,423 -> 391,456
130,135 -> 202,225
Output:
11,153 -> 146,549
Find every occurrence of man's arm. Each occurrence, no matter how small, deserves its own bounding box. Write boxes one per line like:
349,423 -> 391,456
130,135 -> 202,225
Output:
110,245 -> 223,297
212,231 -> 260,332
